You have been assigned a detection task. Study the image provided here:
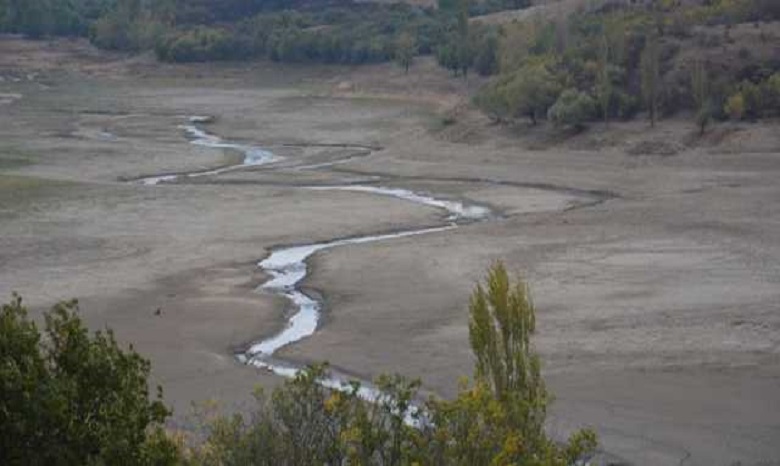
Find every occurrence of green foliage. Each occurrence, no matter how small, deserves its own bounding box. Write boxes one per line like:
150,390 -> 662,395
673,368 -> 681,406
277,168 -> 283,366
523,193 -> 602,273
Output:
548,88 -> 596,130
640,34 -> 661,126
473,29 -> 500,76
185,264 -> 597,465
0,294 -> 177,465
691,59 -> 712,135
468,0 -> 531,16
188,364 -> 423,466
474,60 -> 561,125
1,264 -> 597,465
436,0 -> 483,78
765,73 -> 780,114
596,33 -> 612,123
0,0 -> 7,30
473,79 -> 511,123
437,36 -> 475,77
2,0 -> 110,38
155,26 -> 251,62
475,0 -> 778,129
152,3 -> 441,65
396,32 -> 416,73
10,0 -> 53,38
725,73 -> 780,119
724,92 -> 746,119
467,262 -> 546,434
424,381 -> 597,466
504,62 -> 560,124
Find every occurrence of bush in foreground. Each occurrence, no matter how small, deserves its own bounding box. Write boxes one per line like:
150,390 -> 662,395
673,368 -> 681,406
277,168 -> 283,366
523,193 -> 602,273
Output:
0,295 -> 178,466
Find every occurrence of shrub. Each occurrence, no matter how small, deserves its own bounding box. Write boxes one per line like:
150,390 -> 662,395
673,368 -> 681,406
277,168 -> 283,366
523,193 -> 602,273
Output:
724,92 -> 745,120
614,91 -> 641,119
504,62 -> 561,125
0,295 -> 177,465
474,80 -> 511,123
474,30 -> 500,76
761,73 -> 780,116
156,27 -> 252,62
548,89 -> 597,130
739,80 -> 762,119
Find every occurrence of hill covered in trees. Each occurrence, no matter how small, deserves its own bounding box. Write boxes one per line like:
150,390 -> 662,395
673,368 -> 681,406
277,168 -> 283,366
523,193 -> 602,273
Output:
0,0 -> 524,64
471,0 -> 780,131
1,0 -> 778,128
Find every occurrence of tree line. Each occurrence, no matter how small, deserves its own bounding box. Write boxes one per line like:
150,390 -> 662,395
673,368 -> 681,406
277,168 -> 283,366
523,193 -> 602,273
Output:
1,263 -> 597,465
4,0 -> 776,130
0,0 -> 520,66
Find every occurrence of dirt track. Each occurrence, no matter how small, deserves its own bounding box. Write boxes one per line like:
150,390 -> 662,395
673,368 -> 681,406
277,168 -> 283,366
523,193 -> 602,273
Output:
1,39 -> 779,465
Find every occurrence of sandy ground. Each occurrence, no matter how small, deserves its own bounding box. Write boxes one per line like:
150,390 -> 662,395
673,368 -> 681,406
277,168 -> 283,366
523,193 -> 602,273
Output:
1,38 -> 779,465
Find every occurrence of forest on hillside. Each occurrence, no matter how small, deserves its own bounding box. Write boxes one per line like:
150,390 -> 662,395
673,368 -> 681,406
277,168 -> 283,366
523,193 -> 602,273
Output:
0,0 -> 524,63
471,0 -> 780,131
1,0 -> 779,129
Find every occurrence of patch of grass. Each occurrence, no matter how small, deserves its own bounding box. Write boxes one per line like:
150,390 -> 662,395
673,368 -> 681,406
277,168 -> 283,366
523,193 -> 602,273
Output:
0,146 -> 37,171
0,174 -> 51,191
0,157 -> 33,170
0,175 -> 73,216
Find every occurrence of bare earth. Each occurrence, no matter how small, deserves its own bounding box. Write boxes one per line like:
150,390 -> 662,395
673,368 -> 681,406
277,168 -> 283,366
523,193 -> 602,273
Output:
1,38 -> 779,465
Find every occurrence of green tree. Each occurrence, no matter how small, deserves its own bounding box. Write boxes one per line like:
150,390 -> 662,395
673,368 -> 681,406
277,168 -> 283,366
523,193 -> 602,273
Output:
640,34 -> 661,127
0,295 -> 178,465
455,38 -> 474,78
438,0 -> 458,11
422,262 -> 597,465
596,33 -> 612,124
763,73 -> 780,116
547,88 -> 596,130
504,62 -> 560,125
724,92 -> 745,120
474,31 -> 499,76
396,32 -> 416,74
691,59 -> 711,135
0,0 -> 9,30
467,262 -> 546,434
13,0 -> 52,38
454,0 -> 473,78
474,79 -> 511,123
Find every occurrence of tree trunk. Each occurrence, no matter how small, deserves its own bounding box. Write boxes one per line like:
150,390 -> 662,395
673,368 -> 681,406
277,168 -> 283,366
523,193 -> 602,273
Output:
650,104 -> 656,127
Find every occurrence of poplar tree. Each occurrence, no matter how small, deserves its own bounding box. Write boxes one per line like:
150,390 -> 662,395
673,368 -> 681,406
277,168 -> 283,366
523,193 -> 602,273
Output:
468,262 -> 547,438
596,32 -> 612,124
640,34 -> 661,127
396,32 -> 416,74
691,59 -> 711,136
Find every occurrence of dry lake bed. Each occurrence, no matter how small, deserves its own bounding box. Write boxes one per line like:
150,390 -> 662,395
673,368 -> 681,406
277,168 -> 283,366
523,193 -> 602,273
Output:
1,38 -> 779,465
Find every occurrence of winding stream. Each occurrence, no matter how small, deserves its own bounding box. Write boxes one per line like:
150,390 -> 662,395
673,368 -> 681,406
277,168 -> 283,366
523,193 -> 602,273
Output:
140,119 -> 281,185
137,118 -> 494,399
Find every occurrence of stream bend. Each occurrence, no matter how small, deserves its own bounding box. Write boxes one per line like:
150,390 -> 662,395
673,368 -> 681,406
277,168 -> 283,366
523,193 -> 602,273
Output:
138,118 -> 494,399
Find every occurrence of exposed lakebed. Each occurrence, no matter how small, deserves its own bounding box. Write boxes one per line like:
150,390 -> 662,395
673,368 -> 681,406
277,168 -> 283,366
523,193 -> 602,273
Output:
135,117 -> 589,400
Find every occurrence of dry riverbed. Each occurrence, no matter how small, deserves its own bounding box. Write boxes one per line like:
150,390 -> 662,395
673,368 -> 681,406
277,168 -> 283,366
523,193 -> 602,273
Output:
1,38 -> 779,465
